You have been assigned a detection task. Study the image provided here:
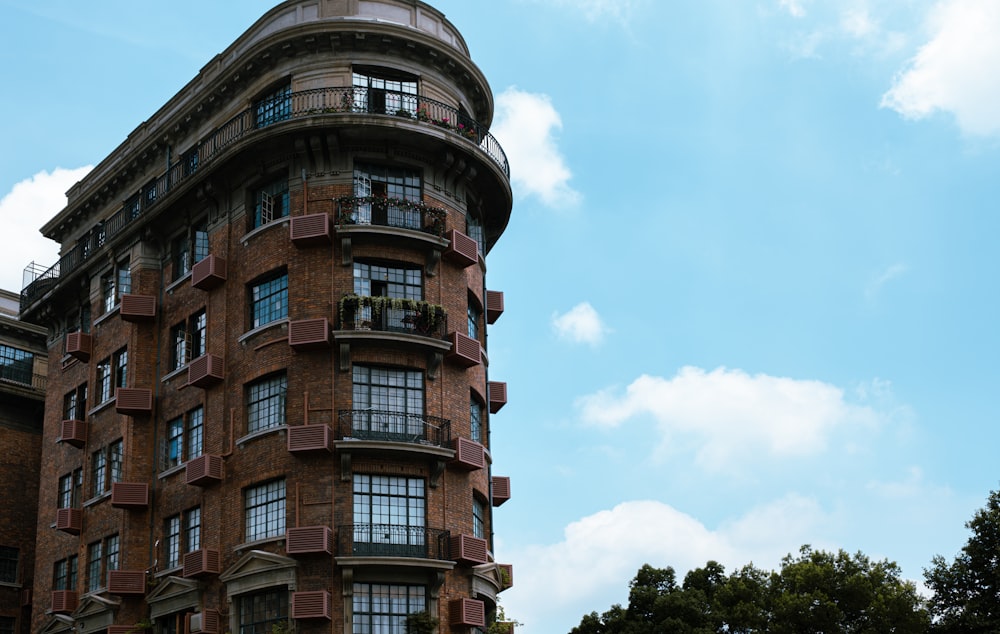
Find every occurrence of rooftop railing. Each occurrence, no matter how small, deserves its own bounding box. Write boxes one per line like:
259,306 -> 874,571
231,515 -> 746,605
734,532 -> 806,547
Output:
20,86 -> 507,313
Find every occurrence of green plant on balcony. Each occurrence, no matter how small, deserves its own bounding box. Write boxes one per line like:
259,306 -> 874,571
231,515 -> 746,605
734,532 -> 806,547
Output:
338,294 -> 446,334
404,611 -> 439,634
416,104 -> 431,122
395,108 -> 413,118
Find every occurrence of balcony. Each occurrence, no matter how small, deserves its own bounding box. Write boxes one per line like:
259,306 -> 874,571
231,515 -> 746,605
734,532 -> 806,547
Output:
287,424 -> 332,453
450,534 -> 489,565
19,87 -> 508,318
450,598 -> 486,628
58,419 -> 87,448
443,229 -> 478,268
336,410 -> 450,447
115,388 -> 153,415
337,296 -> 447,339
183,548 -> 221,578
488,381 -> 507,413
492,476 -> 511,507
337,524 -> 450,560
50,590 -> 78,614
65,331 -> 92,362
288,318 -> 331,350
292,590 -> 331,620
186,454 -> 224,487
55,507 -> 82,535
486,290 -> 505,324
191,254 -> 226,290
290,213 -> 332,247
111,482 -> 149,509
450,437 -> 485,471
335,196 -> 447,237
447,331 -> 481,367
119,293 -> 156,322
107,569 -> 146,596
187,353 -> 224,388
286,526 -> 334,555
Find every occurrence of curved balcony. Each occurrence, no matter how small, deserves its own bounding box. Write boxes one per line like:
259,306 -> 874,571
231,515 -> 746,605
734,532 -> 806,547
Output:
337,296 -> 447,338
336,409 -> 450,447
337,524 -> 450,560
20,85 -> 507,314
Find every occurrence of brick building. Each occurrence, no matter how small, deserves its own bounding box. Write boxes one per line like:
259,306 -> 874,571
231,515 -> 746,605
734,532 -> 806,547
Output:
0,289 -> 48,634
19,2 -> 513,632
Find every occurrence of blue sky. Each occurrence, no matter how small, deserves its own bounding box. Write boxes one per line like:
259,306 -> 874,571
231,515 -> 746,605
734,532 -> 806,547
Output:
2,0 -> 1000,632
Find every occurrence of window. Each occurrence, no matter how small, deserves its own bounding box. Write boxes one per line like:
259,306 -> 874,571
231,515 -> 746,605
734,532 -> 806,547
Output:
353,583 -> 425,634
353,261 -> 422,331
89,440 -> 123,497
172,219 -> 209,279
0,344 -> 33,385
58,469 -> 83,508
53,555 -> 78,591
0,616 -> 13,634
468,298 -> 481,341
353,68 -> 418,115
245,479 -> 285,542
96,347 -> 127,403
353,475 -> 425,556
162,407 -> 203,470
101,258 -> 131,313
254,84 -> 291,128
164,507 -> 201,569
0,546 -> 17,584
246,374 -> 286,434
473,497 -> 486,539
470,397 -> 483,444
351,366 -> 424,440
352,163 -> 422,228
86,536 -> 116,593
252,178 -> 289,228
239,588 -> 288,634
250,272 -> 288,328
63,384 -> 87,420
171,309 -> 206,370
467,214 -> 484,255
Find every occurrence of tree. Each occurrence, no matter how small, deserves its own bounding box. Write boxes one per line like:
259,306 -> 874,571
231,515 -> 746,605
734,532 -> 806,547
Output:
925,488 -> 1000,633
570,548 -> 929,633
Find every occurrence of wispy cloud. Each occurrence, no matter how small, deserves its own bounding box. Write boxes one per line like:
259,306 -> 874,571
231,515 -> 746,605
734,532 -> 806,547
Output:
532,0 -> 647,25
0,167 -> 93,293
577,367 -> 881,472
493,88 -> 580,208
552,302 -> 609,346
505,496 -> 827,631
865,262 -> 908,299
779,0 -> 809,18
882,0 -> 1000,136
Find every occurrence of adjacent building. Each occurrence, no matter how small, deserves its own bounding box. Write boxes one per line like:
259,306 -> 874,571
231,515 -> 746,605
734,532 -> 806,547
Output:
0,290 -> 48,634
19,2 -> 513,632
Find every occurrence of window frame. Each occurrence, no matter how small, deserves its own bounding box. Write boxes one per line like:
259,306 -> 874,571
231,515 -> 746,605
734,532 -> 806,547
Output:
101,258 -> 132,313
252,178 -> 290,229
171,309 -> 207,370
239,587 -> 289,634
162,406 -> 204,470
58,468 -> 83,509
249,271 -> 288,329
53,555 -> 78,591
352,582 -> 426,634
246,373 -> 287,434
244,479 -> 286,542
63,384 -> 88,421
0,546 -> 17,584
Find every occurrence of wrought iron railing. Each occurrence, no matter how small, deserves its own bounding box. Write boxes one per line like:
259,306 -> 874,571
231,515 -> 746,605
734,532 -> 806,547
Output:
0,369 -> 46,391
337,524 -> 450,560
20,86 -> 508,313
337,409 -> 451,447
337,295 -> 447,339
334,196 -> 447,236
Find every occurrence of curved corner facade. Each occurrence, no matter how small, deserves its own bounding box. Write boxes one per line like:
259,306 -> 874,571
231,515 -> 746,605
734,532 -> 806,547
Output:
23,2 -> 514,633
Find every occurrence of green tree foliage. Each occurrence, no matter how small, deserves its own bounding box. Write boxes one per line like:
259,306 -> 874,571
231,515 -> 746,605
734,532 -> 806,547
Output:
924,489 -> 1000,633
570,548 -> 929,634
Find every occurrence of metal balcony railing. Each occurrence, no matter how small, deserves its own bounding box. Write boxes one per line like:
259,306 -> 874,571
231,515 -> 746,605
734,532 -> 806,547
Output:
334,196 -> 447,236
337,409 -> 451,447
0,366 -> 46,391
20,86 -> 508,313
337,295 -> 447,339
337,524 -> 450,560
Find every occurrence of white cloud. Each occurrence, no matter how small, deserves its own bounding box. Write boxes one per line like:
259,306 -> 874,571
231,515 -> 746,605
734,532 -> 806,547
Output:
881,0 -> 1000,136
493,87 -> 580,208
841,7 -> 876,38
865,262 -> 908,299
577,367 -> 880,472
552,302 -> 609,345
780,0 -> 808,18
0,167 -> 92,294
534,0 -> 646,24
504,496 -> 826,632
